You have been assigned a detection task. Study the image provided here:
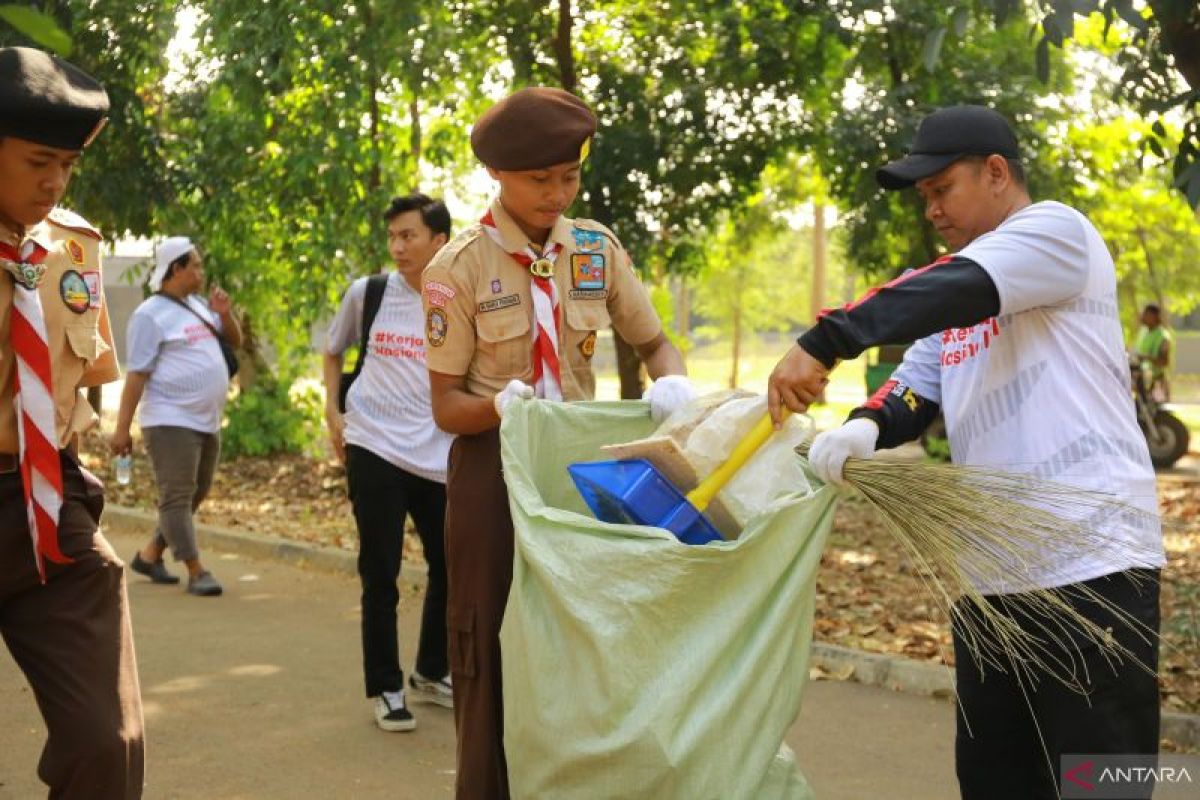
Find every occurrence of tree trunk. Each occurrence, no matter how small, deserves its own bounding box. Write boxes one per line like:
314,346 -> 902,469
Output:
231,312 -> 269,391
409,96 -> 422,166
677,276 -> 690,340
1135,227 -> 1166,309
809,200 -> 827,323
730,303 -> 742,389
554,0 -> 577,93
1148,0 -> 1200,91
362,1 -> 382,192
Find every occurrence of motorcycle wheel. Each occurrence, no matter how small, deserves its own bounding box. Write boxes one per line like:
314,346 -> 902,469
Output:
1143,411 -> 1190,469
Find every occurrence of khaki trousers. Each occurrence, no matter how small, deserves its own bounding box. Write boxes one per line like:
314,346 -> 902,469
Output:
446,428 -> 512,800
0,455 -> 144,799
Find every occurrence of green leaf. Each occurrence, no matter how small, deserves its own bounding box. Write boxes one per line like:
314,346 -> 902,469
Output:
1035,37 -> 1050,83
1041,14 -> 1064,47
993,0 -> 1018,27
1187,173 -> 1200,210
952,7 -> 970,38
1111,0 -> 1148,32
1151,120 -> 1166,138
0,5 -> 73,55
922,26 -> 948,73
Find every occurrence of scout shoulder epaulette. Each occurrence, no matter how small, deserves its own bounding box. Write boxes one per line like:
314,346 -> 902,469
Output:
47,207 -> 102,241
433,225 -> 483,270
571,218 -> 625,251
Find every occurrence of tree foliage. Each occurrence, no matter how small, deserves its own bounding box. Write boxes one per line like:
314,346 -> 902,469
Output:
0,0 -> 179,236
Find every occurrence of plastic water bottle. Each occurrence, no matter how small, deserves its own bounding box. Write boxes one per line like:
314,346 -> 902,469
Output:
114,454 -> 132,486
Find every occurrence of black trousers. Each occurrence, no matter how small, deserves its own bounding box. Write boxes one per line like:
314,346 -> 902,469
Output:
346,445 -> 449,697
954,568 -> 1161,800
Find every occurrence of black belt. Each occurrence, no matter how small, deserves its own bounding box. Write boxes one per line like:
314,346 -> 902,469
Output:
0,452 -> 18,474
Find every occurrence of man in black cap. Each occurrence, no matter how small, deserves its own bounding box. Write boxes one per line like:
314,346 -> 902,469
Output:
423,86 -> 692,798
767,105 -> 1163,799
1,46 -> 144,799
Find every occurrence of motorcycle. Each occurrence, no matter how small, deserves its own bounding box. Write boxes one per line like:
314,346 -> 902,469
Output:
1130,356 -> 1190,469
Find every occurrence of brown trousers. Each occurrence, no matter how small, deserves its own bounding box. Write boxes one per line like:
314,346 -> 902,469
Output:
0,455 -> 144,799
446,428 -> 513,800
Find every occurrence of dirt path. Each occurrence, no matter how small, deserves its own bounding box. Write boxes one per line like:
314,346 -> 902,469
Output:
2,524 -> 1196,799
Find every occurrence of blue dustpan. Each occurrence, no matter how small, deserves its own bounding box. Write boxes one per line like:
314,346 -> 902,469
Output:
568,458 -> 723,545
569,413 -> 786,545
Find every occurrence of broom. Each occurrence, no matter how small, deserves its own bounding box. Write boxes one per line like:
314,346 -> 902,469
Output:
794,442 -> 1163,693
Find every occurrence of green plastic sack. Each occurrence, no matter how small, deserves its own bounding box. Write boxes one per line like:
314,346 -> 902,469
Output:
499,399 -> 839,799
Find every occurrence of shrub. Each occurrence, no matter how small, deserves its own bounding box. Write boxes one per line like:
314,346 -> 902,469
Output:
221,375 -> 324,458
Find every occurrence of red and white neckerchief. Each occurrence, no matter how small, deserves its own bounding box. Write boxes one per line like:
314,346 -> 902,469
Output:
479,210 -> 564,401
2,239 -> 70,581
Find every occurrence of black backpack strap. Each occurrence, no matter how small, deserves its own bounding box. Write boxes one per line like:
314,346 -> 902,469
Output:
350,273 -> 389,377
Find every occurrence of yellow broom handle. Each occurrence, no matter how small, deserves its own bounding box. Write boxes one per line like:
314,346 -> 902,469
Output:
686,411 -> 787,512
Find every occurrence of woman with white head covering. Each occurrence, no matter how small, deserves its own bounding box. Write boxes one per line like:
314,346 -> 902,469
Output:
110,237 -> 242,596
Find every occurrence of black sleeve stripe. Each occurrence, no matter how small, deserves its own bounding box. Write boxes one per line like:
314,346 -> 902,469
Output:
849,379 -> 941,450
798,255 -> 1000,369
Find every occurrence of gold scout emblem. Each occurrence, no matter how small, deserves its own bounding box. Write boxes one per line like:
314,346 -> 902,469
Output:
579,331 -> 597,360
529,258 -> 555,278
66,239 -> 86,265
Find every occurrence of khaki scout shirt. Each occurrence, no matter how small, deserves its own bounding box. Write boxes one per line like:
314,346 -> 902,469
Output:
0,208 -> 120,454
422,199 -> 661,401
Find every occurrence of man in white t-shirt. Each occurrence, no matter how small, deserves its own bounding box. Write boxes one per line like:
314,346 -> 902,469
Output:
767,106 -> 1165,799
111,236 -> 242,598
322,193 -> 455,733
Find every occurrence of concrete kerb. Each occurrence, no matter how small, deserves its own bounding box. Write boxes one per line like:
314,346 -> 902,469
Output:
104,504 -> 1199,750
102,505 -> 428,586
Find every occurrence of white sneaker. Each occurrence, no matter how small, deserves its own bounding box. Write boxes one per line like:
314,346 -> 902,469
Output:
373,690 -> 416,732
408,672 -> 454,709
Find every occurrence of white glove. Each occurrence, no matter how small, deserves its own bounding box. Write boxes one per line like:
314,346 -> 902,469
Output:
494,379 -> 534,418
807,418 -> 880,486
643,375 -> 698,422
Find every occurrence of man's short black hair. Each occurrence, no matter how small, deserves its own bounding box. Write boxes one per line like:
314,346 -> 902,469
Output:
384,193 -> 451,239
1143,304 -> 1161,315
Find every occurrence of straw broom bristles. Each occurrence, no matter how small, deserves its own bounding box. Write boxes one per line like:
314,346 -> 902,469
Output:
795,443 -> 1163,694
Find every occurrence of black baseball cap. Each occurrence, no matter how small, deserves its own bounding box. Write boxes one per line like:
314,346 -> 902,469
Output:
876,105 -> 1019,191
0,47 -> 109,151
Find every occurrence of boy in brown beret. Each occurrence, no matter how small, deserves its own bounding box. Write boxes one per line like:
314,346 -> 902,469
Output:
0,47 -> 144,798
423,86 -> 695,798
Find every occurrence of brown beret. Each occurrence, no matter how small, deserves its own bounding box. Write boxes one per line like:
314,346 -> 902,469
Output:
0,47 -> 109,151
471,87 -> 597,170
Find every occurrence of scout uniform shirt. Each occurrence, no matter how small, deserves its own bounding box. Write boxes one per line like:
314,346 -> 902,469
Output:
0,208 -> 120,454
422,200 -> 661,400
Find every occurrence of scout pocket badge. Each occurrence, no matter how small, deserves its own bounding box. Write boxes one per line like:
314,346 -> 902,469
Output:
571,253 -> 605,289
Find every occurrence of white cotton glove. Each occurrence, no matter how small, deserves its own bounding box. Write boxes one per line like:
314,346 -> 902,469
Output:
643,375 -> 699,423
807,418 -> 880,487
494,379 -> 535,418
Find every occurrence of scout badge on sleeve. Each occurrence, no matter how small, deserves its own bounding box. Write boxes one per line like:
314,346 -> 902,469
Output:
59,270 -> 91,314
426,308 -> 448,347
65,238 -> 85,265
